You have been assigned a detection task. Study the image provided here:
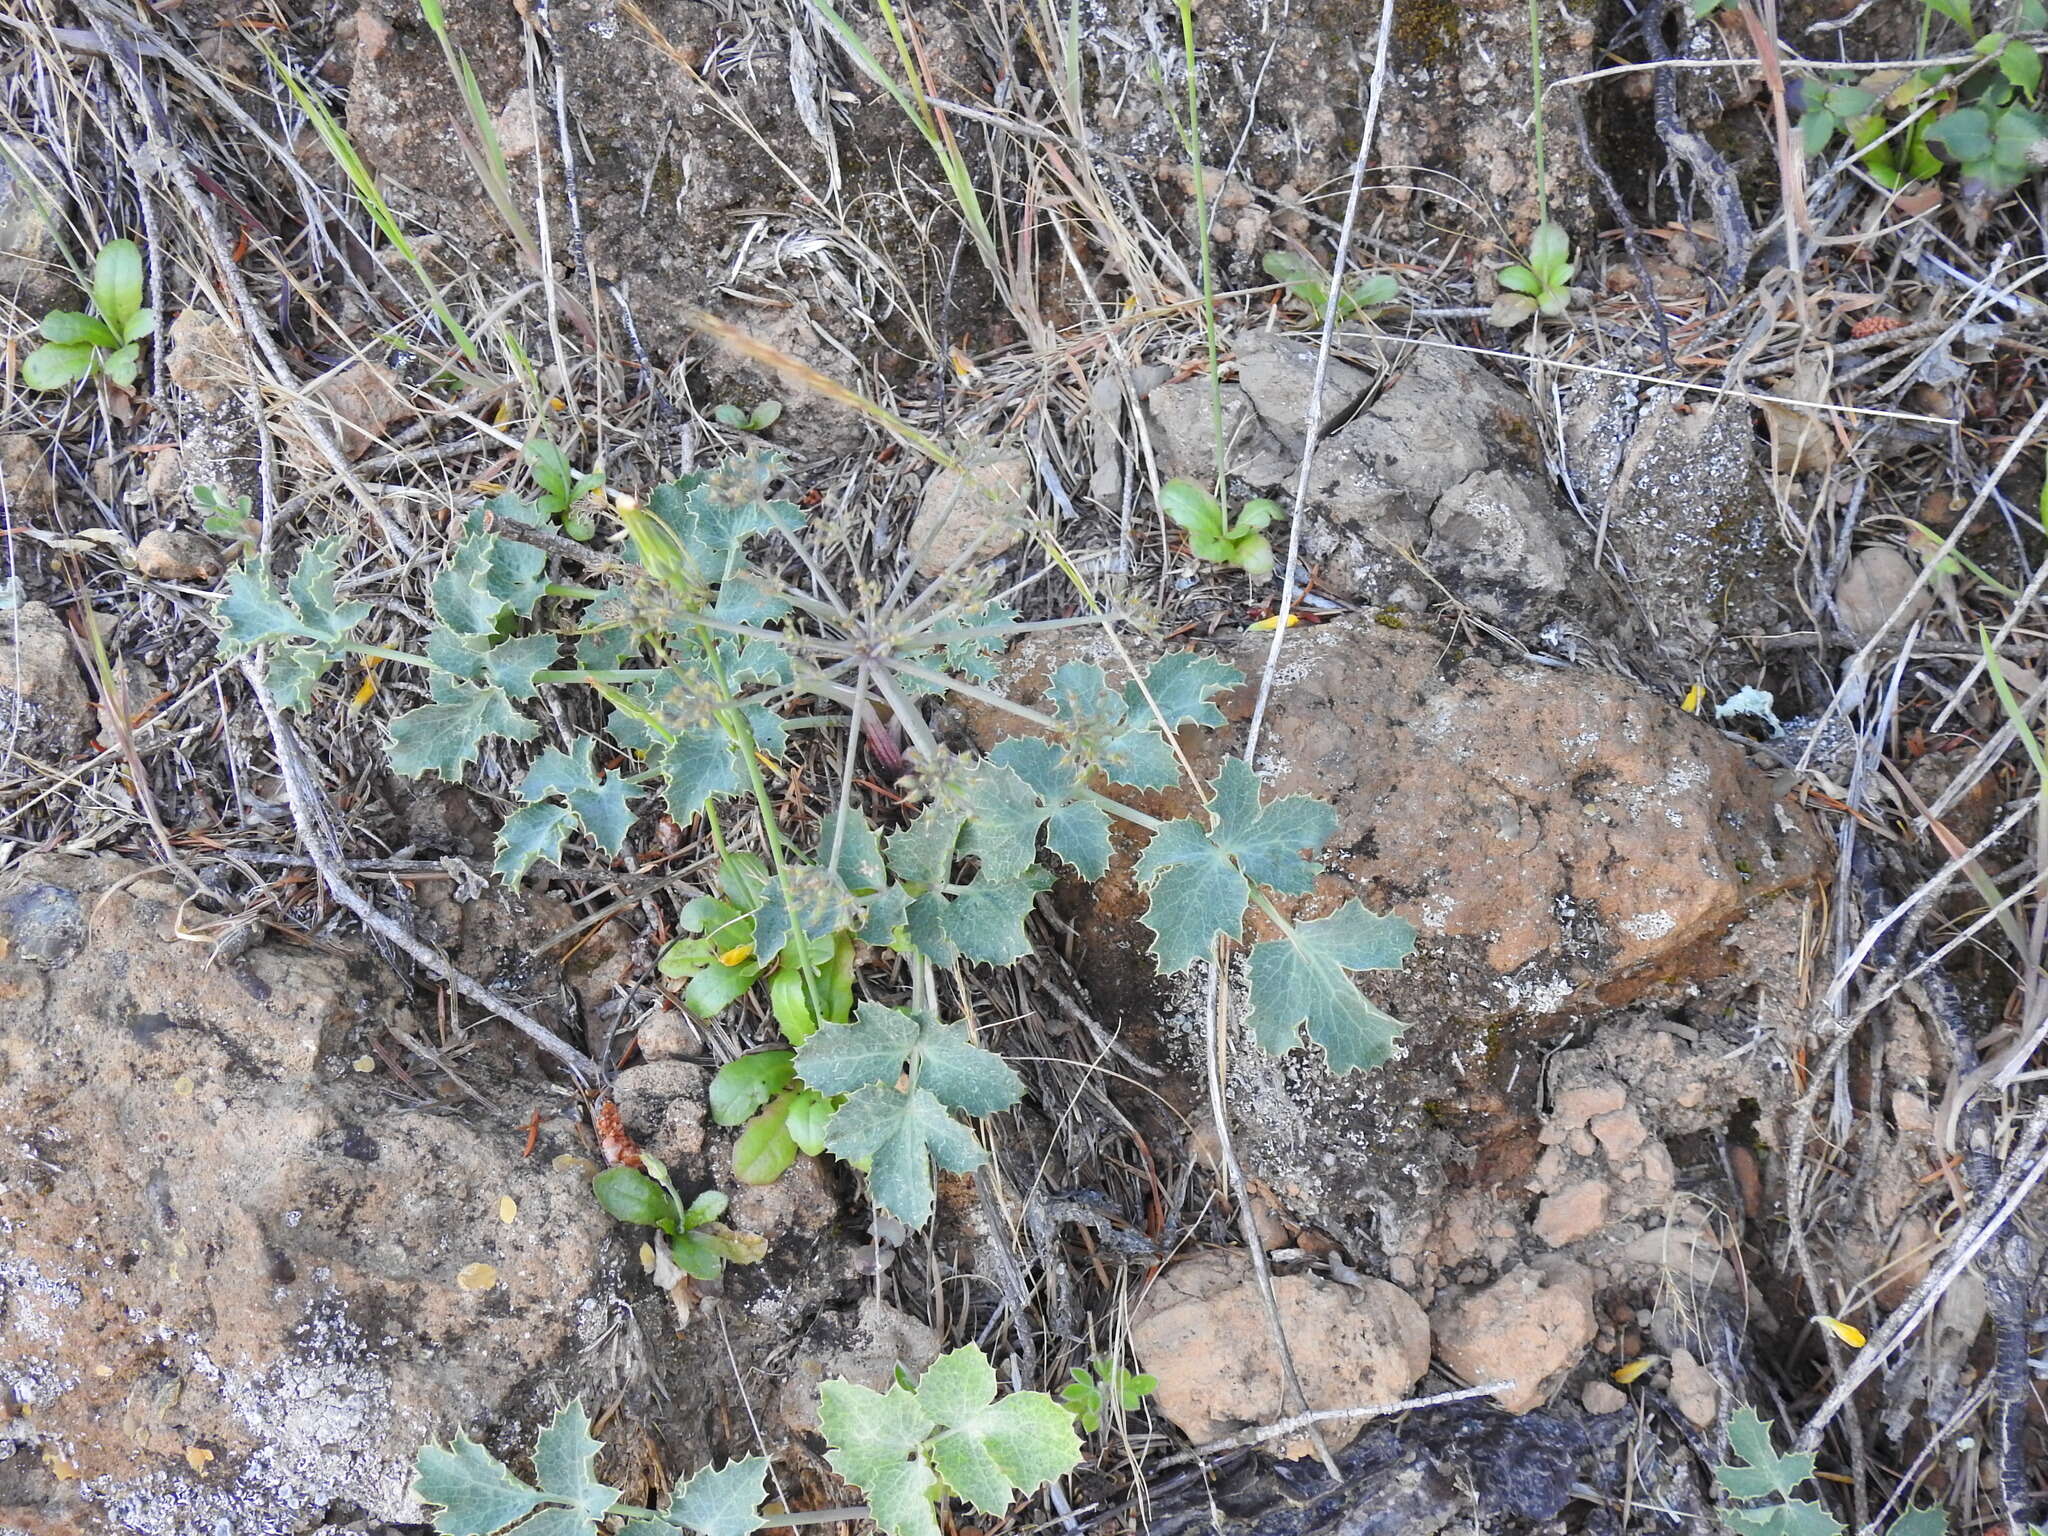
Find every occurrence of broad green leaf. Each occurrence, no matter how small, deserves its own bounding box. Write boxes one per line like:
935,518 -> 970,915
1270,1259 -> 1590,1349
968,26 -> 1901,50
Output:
592,1166 -> 679,1228
1528,220 -> 1569,275
711,571 -> 791,627
501,1508 -> 596,1536
665,1458 -> 770,1536
825,1084 -> 986,1225
796,1003 -> 1022,1115
818,808 -> 889,893
749,872 -> 858,967
22,342 -> 96,390
795,1003 -> 920,1094
92,240 -> 144,333
1129,651 -> 1243,729
733,1093 -> 800,1185
893,600 -> 1021,697
1100,725 -> 1179,790
121,307 -> 158,344
1496,263 -> 1542,297
1801,107 -> 1837,157
219,538 -> 370,657
495,801 -> 575,883
683,1189 -> 729,1227
819,1381 -> 936,1536
887,804 -> 965,886
1725,1503 -> 1845,1536
388,673 -> 539,780
99,343 -> 141,389
1244,903 -> 1414,1072
652,725 -> 745,821
1135,758 -> 1334,973
683,957 -> 760,1018
991,737 -> 1111,880
1716,1408 -> 1817,1500
520,739 -> 637,855
39,310 -> 116,346
285,535 -> 374,642
267,643 -> 343,711
432,527 -> 549,637
428,629 -> 560,700
916,1348 -> 1080,1518
1922,0 -> 1970,29
1928,107 -> 1992,163
941,865 -> 1052,964
412,1436 -> 544,1536
529,1402 -> 620,1524
709,1052 -> 796,1126
955,761 -> 1049,877
785,1089 -> 834,1156
1157,479 -> 1227,541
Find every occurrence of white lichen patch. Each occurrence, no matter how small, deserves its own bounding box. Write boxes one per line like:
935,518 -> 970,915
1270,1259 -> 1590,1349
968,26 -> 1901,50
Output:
1620,910 -> 1677,942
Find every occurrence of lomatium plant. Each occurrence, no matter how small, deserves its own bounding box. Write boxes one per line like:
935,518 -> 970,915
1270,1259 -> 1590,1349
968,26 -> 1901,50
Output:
219,445 -> 1415,1534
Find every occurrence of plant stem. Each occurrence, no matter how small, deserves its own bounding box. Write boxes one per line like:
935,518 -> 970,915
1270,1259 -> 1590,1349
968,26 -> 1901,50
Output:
1173,0 -> 1227,498
1528,0 -> 1548,218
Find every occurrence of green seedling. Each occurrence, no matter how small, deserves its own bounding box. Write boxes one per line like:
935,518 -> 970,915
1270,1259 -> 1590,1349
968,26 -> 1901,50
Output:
1491,221 -> 1575,326
1159,479 -> 1281,579
191,484 -> 258,557
1058,1355 -> 1158,1432
413,1344 -> 1082,1536
713,399 -> 783,432
1262,250 -> 1399,321
522,438 -> 605,540
24,239 -> 156,391
589,1151 -> 765,1282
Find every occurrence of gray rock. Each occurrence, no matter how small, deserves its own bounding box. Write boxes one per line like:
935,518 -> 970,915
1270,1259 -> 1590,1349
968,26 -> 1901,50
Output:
1143,333 -> 1595,627
0,854 -> 623,1535
0,601 -> 91,762
1562,377 -> 1793,666
0,136 -> 71,315
1836,544 -> 1931,641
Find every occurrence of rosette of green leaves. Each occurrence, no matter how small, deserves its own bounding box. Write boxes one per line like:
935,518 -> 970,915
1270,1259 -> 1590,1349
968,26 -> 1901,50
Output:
590,1152 -> 765,1281
24,240 -> 156,391
1158,480 -> 1281,579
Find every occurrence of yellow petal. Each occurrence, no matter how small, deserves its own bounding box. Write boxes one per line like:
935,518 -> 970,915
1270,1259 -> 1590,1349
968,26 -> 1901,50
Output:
1248,613 -> 1303,631
639,1242 -> 656,1271
1681,684 -> 1705,714
498,1196 -> 517,1224
1612,1355 -> 1661,1384
456,1262 -> 498,1292
719,943 -> 755,967
1816,1315 -> 1866,1348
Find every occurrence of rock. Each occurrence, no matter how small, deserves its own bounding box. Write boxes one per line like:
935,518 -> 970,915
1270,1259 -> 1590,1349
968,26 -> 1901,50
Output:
1562,379 -> 1792,668
0,601 -> 91,761
1533,1180 -> 1609,1248
612,1060 -> 711,1169
0,854 -> 623,1535
1667,1348 -> 1719,1430
969,618 -> 1819,1246
907,453 -> 1034,579
633,1005 -> 701,1062
1,433 -> 56,519
1130,1250 -> 1430,1458
1144,336 -> 1592,627
164,310 -> 247,412
133,529 -> 224,583
1836,545 -> 1931,642
1431,1262 -> 1597,1414
774,1298 -> 941,1437
492,86 -> 543,161
0,135 -> 69,313
1581,1380 -> 1626,1415
303,360 -> 413,460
